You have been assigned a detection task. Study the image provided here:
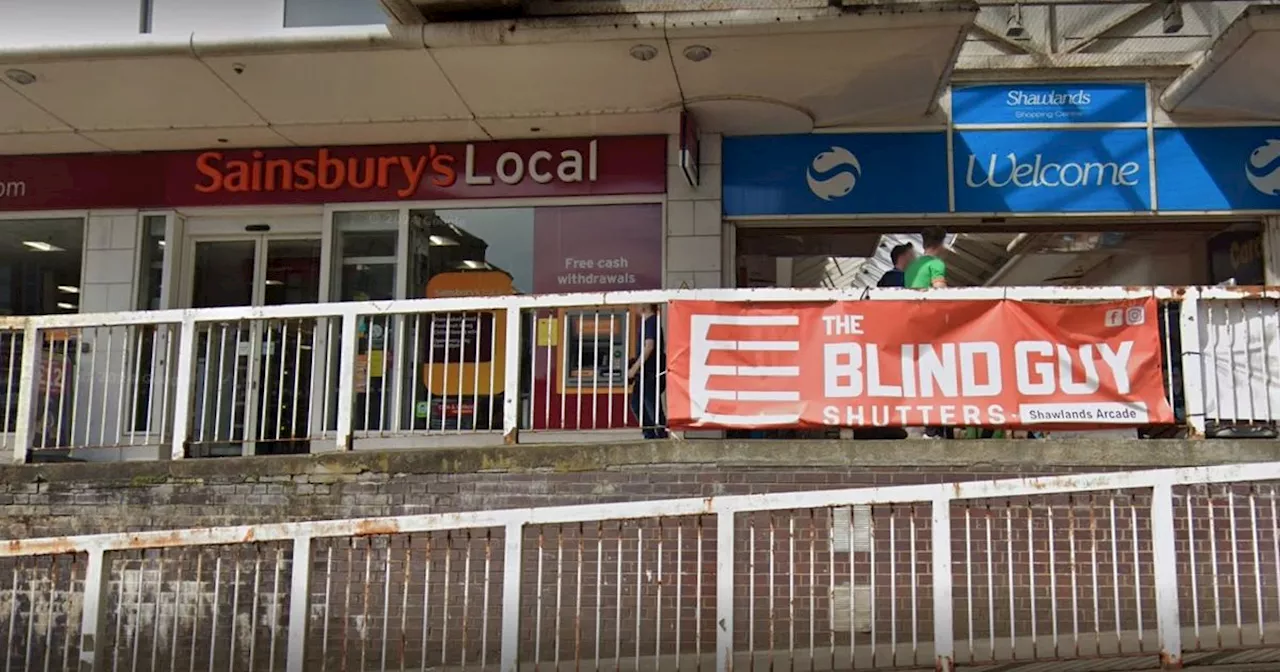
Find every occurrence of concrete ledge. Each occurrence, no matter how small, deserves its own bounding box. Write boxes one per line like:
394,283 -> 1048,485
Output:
5,439 -> 1280,485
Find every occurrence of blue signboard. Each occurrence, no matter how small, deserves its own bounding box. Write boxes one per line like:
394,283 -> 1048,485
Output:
721,132 -> 949,216
1155,127 -> 1280,212
953,129 -> 1153,213
952,83 -> 1148,126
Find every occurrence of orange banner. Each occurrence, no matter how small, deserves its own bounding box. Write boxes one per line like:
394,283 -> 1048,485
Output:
667,299 -> 1175,430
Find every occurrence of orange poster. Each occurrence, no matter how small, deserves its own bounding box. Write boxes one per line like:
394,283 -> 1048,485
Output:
667,299 -> 1175,430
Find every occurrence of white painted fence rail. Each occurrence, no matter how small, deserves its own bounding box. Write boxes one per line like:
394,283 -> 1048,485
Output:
11,462 -> 1280,670
2,285 -> 1279,463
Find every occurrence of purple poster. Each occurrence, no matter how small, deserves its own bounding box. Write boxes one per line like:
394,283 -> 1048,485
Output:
533,204 -> 662,293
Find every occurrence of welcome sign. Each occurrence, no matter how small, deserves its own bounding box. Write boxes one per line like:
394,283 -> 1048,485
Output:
953,128 -> 1153,212
721,81 -> 1280,217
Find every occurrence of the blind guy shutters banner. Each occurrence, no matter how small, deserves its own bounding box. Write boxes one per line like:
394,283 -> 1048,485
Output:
666,299 -> 1175,430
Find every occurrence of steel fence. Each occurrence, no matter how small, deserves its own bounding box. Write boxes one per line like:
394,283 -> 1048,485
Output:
11,463 -> 1280,670
4,285 -> 1280,462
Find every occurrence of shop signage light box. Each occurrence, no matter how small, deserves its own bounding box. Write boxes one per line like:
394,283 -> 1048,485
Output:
723,82 -> 1280,217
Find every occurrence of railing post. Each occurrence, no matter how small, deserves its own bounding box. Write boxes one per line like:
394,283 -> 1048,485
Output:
286,536 -> 312,672
1151,482 -> 1183,670
78,547 -> 109,671
500,522 -> 523,672
11,322 -> 40,464
931,495 -> 955,672
716,510 -> 735,672
502,306 -> 522,444
335,312 -> 358,451
1177,288 -> 1206,438
168,317 -> 197,460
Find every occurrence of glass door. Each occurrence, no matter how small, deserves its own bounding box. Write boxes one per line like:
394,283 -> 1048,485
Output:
187,236 -> 321,457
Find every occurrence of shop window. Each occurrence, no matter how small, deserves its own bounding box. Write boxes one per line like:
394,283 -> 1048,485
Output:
405,204 -> 663,432
334,210 -> 399,302
0,216 -> 84,433
0,217 -> 84,316
284,0 -> 387,27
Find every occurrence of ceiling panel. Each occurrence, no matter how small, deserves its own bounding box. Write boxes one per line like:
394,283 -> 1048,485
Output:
432,41 -> 682,117
5,56 -> 262,130
272,119 -> 488,145
204,49 -> 474,125
83,126 -> 290,151
670,25 -> 966,127
0,132 -> 105,155
477,112 -> 676,140
0,83 -> 71,133
1162,5 -> 1280,118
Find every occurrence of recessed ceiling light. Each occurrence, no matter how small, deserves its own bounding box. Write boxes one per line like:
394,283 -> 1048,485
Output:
629,44 -> 658,61
264,279 -> 284,286
216,138 -> 229,144
23,241 -> 64,252
57,285 -> 79,294
682,45 -> 712,62
57,302 -> 76,311
428,235 -> 458,246
4,69 -> 36,85
530,126 -> 542,133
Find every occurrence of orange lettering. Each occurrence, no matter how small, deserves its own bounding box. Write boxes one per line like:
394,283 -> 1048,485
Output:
399,156 -> 428,198
195,152 -> 223,193
349,157 -> 376,189
377,156 -> 398,189
318,149 -> 344,190
250,150 -> 265,191
224,161 -> 250,192
432,153 -> 456,187
294,159 -> 317,190
265,159 -> 293,191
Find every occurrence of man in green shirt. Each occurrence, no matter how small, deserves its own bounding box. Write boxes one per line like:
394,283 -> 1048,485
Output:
904,226 -> 948,289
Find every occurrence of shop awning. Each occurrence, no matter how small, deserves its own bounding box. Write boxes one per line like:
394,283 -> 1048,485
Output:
0,4 -> 974,154
1160,4 -> 1280,119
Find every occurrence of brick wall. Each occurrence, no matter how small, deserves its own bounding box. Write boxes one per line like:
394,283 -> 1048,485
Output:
4,440 -> 1280,670
7,439 -> 1256,539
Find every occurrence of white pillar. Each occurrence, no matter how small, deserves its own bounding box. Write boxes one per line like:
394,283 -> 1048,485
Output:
664,132 -> 725,439
665,133 -> 723,290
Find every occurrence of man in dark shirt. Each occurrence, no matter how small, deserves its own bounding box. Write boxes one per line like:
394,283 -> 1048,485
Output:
627,303 -> 668,439
877,243 -> 916,288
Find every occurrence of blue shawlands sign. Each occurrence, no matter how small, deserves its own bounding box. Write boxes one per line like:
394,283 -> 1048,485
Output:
953,129 -> 1153,213
719,86 -> 1280,217
721,132 -> 949,216
1154,127 -> 1280,212
951,83 -> 1149,126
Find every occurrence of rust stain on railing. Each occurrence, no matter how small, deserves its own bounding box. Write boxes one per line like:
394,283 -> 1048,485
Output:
353,520 -> 401,537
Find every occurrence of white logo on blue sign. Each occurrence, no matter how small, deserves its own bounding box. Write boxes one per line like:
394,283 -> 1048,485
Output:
806,147 -> 861,201
1246,139 -> 1280,196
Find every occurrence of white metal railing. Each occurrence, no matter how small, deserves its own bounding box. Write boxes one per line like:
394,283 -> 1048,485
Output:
10,462 -> 1280,670
4,285 -> 1280,462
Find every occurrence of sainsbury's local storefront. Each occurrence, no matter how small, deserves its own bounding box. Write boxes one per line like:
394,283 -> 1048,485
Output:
0,135 -> 674,457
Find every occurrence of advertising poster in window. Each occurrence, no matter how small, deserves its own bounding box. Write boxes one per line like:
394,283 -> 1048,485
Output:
529,204 -> 662,429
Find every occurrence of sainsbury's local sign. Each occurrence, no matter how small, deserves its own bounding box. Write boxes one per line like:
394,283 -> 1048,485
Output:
0,136 -> 666,212
722,81 -> 1280,217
